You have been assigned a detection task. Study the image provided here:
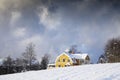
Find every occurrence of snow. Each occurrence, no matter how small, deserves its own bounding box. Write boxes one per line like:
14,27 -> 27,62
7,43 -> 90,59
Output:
69,53 -> 88,59
0,63 -> 120,80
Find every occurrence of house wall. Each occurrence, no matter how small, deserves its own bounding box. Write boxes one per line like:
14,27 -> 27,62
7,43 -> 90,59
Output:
84,55 -> 90,64
85,55 -> 90,61
55,54 -> 73,67
75,59 -> 81,65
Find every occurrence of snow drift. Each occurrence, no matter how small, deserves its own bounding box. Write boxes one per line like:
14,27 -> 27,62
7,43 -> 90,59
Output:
0,63 -> 120,80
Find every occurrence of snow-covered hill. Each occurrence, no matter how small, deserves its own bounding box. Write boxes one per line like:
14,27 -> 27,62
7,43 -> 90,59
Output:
0,63 -> 120,80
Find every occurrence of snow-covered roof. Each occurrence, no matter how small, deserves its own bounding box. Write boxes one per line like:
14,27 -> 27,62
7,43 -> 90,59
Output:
68,53 -> 88,60
48,64 -> 55,66
64,48 -> 88,60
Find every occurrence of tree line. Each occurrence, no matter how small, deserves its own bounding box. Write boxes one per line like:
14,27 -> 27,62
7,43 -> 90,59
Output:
0,38 -> 120,75
0,43 -> 50,75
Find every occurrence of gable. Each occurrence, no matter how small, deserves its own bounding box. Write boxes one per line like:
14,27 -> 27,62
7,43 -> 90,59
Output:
55,53 -> 73,67
85,55 -> 90,60
55,53 -> 73,63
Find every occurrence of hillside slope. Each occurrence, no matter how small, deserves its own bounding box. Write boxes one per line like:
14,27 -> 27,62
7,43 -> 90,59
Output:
0,63 -> 120,80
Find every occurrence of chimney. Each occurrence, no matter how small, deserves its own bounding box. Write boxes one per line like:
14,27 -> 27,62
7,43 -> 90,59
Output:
71,49 -> 75,54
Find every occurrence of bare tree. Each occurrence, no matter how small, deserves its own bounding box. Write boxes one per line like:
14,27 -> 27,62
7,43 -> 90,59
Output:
15,58 -> 24,67
22,43 -> 36,70
69,45 -> 78,54
3,56 -> 13,67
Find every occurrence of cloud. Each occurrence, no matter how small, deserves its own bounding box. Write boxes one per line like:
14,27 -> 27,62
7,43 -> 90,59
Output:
0,0 -> 120,63
19,34 -> 58,60
37,6 -> 61,30
20,35 -> 43,46
10,11 -> 21,26
12,27 -> 26,37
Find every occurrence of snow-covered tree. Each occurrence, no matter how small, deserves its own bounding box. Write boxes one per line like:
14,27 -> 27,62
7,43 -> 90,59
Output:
104,38 -> 120,63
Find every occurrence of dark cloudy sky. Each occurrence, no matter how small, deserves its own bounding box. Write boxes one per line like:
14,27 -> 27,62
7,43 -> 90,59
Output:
0,0 -> 120,63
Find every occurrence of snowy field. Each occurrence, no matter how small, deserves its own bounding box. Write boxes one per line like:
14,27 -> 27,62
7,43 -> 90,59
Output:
0,63 -> 120,80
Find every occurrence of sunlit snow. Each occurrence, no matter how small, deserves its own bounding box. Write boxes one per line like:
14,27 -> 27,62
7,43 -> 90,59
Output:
0,63 -> 120,80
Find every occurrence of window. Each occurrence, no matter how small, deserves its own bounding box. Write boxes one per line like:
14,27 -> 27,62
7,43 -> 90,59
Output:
58,59 -> 60,62
80,60 -> 84,63
58,65 -> 61,67
68,59 -> 70,62
86,56 -> 90,60
63,59 -> 65,62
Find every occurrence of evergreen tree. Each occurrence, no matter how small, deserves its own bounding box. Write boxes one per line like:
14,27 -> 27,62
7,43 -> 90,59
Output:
3,56 -> 15,74
40,54 -> 50,69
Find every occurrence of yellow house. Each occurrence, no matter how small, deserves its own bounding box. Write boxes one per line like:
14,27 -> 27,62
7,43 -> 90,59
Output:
55,51 -> 90,67
47,48 -> 90,68
55,53 -> 73,67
